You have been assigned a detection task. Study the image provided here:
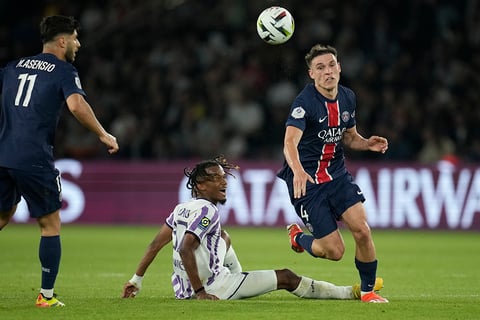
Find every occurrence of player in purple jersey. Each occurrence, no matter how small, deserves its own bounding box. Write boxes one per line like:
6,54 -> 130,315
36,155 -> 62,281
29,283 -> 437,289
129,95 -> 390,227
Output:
0,15 -> 119,307
122,156 -> 384,300
277,44 -> 389,303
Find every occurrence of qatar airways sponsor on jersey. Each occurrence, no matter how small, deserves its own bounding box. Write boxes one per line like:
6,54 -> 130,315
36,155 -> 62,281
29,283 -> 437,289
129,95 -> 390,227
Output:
318,127 -> 346,143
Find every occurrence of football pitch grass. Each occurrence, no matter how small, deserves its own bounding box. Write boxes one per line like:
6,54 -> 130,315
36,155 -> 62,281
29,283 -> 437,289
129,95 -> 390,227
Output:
1,224 -> 479,320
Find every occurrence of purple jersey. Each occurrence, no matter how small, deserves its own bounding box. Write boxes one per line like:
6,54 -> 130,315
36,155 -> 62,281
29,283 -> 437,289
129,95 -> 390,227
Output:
278,83 -> 357,184
0,53 -> 85,171
165,198 -> 226,299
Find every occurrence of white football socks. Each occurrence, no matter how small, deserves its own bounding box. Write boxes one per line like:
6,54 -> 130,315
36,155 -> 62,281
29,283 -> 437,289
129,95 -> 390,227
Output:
40,288 -> 54,299
292,276 -> 354,299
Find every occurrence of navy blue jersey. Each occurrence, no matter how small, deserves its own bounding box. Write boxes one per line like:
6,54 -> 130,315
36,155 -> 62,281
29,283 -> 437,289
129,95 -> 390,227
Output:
278,83 -> 357,184
0,53 -> 85,171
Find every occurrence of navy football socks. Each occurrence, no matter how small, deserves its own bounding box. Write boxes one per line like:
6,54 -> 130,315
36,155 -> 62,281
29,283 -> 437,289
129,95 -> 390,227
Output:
296,233 -> 316,256
39,235 -> 61,290
355,258 -> 377,292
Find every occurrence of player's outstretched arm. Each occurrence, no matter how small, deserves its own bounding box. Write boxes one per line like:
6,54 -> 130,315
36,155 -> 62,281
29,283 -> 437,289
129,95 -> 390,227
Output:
122,224 -> 173,298
66,93 -> 119,154
343,126 -> 388,153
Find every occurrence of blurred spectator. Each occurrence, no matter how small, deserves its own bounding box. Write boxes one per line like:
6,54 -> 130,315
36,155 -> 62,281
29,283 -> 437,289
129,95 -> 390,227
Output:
417,126 -> 456,164
223,83 -> 264,158
1,0 -> 477,163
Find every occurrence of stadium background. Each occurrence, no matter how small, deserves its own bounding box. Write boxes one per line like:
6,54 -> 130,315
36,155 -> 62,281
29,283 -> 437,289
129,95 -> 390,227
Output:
1,0 -> 479,229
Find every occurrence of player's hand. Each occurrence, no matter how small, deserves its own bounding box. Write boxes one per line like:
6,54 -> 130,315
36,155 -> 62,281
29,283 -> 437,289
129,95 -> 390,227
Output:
100,133 -> 119,154
122,281 -> 141,298
293,170 -> 315,198
367,136 -> 388,154
195,291 -> 219,300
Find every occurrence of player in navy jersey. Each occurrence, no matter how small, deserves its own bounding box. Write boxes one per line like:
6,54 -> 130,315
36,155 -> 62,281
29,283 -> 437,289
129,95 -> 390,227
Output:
122,156 -> 383,300
0,15 -> 119,307
277,44 -> 389,303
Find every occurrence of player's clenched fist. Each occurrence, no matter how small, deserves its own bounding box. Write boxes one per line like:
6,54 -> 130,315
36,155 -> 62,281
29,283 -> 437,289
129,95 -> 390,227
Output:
122,282 -> 140,298
122,275 -> 143,298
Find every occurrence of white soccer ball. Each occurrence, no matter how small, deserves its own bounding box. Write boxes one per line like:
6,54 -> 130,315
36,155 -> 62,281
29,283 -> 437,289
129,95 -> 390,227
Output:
256,6 -> 295,45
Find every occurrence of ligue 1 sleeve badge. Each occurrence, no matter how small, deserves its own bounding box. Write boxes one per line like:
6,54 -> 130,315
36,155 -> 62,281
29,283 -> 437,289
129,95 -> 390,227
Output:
291,106 -> 305,119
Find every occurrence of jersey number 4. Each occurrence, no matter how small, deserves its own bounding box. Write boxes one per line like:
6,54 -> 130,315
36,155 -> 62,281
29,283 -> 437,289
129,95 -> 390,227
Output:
300,204 -> 309,222
15,73 -> 37,107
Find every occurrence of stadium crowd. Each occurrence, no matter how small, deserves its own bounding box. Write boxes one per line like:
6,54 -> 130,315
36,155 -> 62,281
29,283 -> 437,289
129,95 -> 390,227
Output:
1,0 -> 479,163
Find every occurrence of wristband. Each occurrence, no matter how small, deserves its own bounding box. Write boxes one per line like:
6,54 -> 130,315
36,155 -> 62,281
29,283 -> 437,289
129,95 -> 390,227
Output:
194,286 -> 205,294
130,274 -> 144,286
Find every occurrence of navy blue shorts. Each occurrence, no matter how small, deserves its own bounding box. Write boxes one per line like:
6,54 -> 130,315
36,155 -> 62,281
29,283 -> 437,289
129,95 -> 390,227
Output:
0,167 -> 62,218
291,172 -> 365,239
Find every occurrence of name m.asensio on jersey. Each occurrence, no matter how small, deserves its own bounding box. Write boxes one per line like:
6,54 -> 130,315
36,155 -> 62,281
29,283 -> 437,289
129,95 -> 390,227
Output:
16,59 -> 56,72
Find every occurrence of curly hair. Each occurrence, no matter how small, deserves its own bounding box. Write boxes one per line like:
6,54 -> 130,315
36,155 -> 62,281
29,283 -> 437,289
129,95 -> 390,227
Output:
184,155 -> 239,198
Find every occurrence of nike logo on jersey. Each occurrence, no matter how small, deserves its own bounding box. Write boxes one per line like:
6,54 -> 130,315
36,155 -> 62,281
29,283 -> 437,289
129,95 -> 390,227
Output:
357,190 -> 363,195
319,116 -> 327,123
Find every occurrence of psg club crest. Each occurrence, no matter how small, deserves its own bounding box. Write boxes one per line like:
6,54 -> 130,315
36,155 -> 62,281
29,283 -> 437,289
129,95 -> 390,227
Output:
341,111 -> 350,123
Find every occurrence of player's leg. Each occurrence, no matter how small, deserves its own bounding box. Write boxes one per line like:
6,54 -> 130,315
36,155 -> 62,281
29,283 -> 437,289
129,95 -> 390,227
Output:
290,225 -> 346,260
277,269 -> 354,299
310,230 -> 345,260
225,269 -> 353,300
288,187 -> 346,260
337,173 -> 388,303
36,210 -> 64,307
341,203 -> 387,302
14,168 -> 65,306
38,209 -> 61,236
225,271 -> 277,299
221,230 -> 242,273
342,202 -> 376,262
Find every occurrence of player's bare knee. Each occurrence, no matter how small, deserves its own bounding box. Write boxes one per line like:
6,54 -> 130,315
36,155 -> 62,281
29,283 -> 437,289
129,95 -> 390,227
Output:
352,228 -> 372,246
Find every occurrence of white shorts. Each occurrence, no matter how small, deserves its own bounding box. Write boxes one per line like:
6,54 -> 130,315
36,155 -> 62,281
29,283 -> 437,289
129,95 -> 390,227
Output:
206,270 -> 277,300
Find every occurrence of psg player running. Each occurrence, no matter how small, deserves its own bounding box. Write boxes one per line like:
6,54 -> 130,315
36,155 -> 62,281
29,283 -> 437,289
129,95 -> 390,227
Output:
0,15 -> 118,307
277,44 -> 389,303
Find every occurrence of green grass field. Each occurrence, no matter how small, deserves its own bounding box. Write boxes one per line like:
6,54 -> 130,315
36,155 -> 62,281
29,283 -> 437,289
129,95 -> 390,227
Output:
0,224 -> 479,320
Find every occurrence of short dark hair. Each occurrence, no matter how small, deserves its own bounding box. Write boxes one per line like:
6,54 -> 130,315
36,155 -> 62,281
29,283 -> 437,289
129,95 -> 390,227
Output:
40,15 -> 80,43
305,44 -> 337,68
184,155 -> 239,198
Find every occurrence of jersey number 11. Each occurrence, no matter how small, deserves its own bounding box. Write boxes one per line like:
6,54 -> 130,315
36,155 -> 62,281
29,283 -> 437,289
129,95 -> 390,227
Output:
15,73 -> 37,107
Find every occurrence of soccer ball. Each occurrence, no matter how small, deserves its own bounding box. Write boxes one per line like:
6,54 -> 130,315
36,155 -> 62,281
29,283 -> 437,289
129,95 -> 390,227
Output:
256,6 -> 294,45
